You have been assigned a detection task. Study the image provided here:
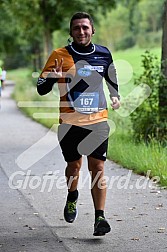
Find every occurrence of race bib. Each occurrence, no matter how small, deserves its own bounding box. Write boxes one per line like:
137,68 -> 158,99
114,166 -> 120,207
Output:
74,92 -> 99,114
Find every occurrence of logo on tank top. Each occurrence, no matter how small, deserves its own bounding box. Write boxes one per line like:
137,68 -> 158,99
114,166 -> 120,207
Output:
77,65 -> 104,77
77,68 -> 92,77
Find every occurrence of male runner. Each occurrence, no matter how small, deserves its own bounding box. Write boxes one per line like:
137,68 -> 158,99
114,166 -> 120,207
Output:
37,12 -> 120,236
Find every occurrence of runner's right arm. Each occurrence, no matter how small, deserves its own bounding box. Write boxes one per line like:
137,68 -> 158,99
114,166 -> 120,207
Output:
37,51 -> 60,95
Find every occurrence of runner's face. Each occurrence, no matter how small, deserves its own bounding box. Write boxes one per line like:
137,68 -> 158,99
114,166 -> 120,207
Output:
71,18 -> 93,46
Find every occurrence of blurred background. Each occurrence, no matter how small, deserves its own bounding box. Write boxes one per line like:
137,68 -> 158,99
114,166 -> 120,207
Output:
0,0 -> 164,70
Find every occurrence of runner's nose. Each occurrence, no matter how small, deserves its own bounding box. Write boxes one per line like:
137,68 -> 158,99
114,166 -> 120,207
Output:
79,28 -> 84,34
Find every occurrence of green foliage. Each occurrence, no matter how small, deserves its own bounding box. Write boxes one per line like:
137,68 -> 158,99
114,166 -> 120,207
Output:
130,51 -> 166,143
93,0 -> 163,51
133,0 -> 164,48
0,0 -> 116,69
115,32 -> 135,50
136,31 -> 162,48
0,0 -> 164,69
136,0 -> 164,33
94,4 -> 131,50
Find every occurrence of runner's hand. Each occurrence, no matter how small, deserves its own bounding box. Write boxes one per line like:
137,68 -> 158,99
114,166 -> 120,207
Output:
52,58 -> 64,78
111,97 -> 120,110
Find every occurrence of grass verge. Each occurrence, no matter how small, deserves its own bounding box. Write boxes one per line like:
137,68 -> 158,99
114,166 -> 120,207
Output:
8,68 -> 59,129
107,131 -> 167,187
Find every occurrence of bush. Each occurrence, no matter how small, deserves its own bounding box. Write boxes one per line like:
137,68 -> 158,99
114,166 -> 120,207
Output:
136,31 -> 162,49
115,33 -> 135,50
130,51 -> 162,142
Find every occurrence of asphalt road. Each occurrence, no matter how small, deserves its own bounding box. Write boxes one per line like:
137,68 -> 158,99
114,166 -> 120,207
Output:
0,83 -> 167,252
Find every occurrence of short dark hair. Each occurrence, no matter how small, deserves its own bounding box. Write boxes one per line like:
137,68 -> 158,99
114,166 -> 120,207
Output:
70,12 -> 94,35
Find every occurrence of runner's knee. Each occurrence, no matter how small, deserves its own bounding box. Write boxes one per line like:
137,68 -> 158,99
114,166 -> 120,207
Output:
66,160 -> 82,176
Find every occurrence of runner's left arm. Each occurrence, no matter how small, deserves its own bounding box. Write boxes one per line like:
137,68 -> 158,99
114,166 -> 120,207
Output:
104,51 -> 120,100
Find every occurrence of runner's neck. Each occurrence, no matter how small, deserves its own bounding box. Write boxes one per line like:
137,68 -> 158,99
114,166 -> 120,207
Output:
71,42 -> 94,53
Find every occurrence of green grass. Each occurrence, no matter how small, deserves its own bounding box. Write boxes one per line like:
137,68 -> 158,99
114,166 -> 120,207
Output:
107,131 -> 167,187
7,46 -> 167,187
112,46 -> 161,96
7,68 -> 59,129
113,46 -> 161,75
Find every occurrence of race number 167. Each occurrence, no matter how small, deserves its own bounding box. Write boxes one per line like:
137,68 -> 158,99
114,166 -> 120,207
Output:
80,98 -> 93,106
80,97 -> 93,106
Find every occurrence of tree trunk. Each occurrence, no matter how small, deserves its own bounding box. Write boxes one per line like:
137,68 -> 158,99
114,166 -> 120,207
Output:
40,0 -> 53,65
43,27 -> 53,63
159,0 -> 167,125
161,0 -> 167,76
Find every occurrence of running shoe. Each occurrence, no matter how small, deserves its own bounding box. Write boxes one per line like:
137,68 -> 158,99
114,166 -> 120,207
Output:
64,200 -> 78,223
93,216 -> 111,236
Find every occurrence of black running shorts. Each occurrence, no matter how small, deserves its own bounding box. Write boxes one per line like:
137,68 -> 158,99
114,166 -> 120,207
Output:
58,121 -> 110,162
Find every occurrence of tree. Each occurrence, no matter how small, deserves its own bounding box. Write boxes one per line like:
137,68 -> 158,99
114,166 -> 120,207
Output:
159,0 -> 167,129
118,0 -> 141,32
37,0 -> 116,61
1,0 -> 116,69
0,0 -> 44,69
94,5 -> 132,50
130,0 -> 167,144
